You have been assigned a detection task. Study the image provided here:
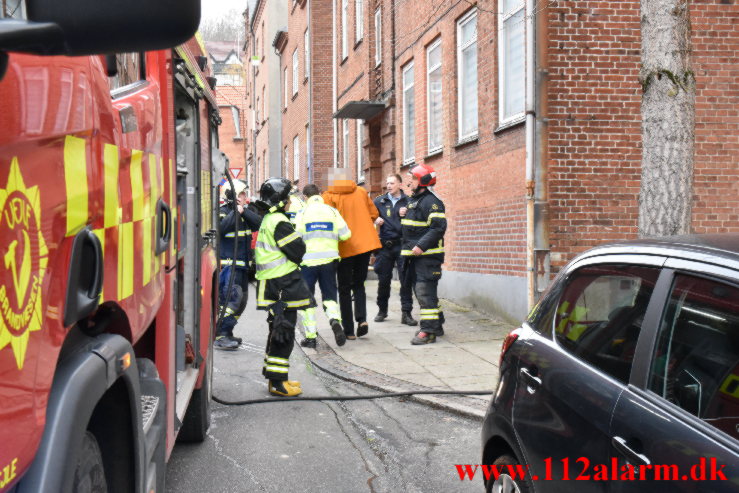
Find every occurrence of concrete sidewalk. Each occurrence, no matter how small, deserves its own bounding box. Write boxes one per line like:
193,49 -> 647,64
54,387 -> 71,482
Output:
300,280 -> 517,418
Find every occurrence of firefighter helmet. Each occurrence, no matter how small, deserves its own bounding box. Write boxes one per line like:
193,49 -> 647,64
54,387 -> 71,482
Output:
410,163 -> 437,187
259,177 -> 292,208
223,179 -> 247,202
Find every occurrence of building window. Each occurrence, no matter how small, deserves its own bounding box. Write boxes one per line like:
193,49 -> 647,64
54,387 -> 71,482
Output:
304,29 -> 310,80
231,107 -> 242,138
293,136 -> 300,181
374,8 -> 382,67
457,9 -> 478,140
402,62 -> 415,164
426,39 -> 443,153
355,0 -> 363,43
499,0 -> 525,124
342,0 -> 348,60
342,119 -> 349,168
292,49 -> 299,96
356,120 -> 364,182
262,85 -> 266,122
284,67 -> 288,108
284,146 -> 289,178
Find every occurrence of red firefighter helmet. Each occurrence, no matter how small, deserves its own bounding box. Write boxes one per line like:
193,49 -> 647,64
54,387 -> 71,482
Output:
410,163 -> 437,187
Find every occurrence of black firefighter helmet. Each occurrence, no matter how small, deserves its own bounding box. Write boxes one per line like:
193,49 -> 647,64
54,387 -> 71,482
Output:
259,177 -> 292,209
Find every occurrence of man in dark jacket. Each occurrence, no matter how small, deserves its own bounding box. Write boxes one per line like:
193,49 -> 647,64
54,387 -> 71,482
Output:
373,174 -> 416,326
216,179 -> 262,350
400,164 -> 447,345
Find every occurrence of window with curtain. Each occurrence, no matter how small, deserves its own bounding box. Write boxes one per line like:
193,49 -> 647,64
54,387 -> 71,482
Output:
427,39 -> 443,153
457,9 -> 478,140
374,8 -> 382,67
284,146 -> 289,178
402,62 -> 415,164
304,29 -> 310,80
356,120 -> 364,182
293,136 -> 300,181
292,49 -> 298,95
342,120 -> 349,168
499,0 -> 525,123
342,0 -> 348,59
283,67 -> 288,108
355,0 -> 363,42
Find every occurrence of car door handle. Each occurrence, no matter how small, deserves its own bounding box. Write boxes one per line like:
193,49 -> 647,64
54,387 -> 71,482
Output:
520,367 -> 542,392
611,436 -> 651,466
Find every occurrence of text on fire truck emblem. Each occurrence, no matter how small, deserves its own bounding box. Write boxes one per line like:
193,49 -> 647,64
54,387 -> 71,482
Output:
0,158 -> 48,370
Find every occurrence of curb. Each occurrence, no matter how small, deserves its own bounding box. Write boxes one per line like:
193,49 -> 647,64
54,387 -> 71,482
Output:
300,333 -> 490,420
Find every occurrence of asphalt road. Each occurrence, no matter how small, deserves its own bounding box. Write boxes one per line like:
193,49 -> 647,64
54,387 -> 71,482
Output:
166,294 -> 485,493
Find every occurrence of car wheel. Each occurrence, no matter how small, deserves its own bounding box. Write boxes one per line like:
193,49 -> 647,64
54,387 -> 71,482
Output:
72,431 -> 107,493
486,454 -> 531,493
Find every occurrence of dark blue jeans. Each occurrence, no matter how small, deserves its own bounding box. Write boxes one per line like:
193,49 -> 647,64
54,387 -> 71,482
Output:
218,266 -> 248,336
300,261 -> 339,302
374,241 -> 413,313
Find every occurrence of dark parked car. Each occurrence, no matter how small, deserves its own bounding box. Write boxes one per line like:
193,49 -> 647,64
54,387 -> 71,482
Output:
482,235 -> 739,492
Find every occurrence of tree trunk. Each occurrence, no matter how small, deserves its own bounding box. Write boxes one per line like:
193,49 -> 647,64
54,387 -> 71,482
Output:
638,0 -> 695,237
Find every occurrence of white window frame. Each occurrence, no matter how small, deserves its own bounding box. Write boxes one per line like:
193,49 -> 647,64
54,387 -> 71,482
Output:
355,0 -> 363,42
292,49 -> 299,96
457,9 -> 478,141
231,107 -> 242,138
374,8 -> 382,67
284,146 -> 289,178
356,119 -> 364,182
342,0 -> 348,60
498,0 -> 526,125
304,29 -> 310,80
342,119 -> 350,168
402,62 -> 415,165
293,135 -> 300,181
426,39 -> 443,154
283,67 -> 288,109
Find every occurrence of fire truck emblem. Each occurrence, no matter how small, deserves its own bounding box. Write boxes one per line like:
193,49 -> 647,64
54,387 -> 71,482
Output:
0,158 -> 48,370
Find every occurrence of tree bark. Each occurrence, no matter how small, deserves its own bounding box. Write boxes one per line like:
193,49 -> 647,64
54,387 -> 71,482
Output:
638,0 -> 695,237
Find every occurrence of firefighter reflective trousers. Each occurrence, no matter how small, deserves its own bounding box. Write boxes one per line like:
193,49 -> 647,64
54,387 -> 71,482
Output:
299,261 -> 342,339
403,257 -> 444,335
218,266 -> 248,337
263,309 -> 297,381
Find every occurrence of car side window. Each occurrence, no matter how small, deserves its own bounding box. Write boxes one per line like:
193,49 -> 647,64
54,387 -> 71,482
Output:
648,274 -> 739,441
553,264 -> 660,384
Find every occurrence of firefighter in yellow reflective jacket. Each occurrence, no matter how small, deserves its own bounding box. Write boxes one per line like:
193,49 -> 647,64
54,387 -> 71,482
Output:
254,177 -> 316,397
293,184 -> 352,349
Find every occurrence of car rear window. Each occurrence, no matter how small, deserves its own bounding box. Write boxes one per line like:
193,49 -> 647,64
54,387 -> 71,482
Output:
649,274 -> 739,441
552,264 -> 660,384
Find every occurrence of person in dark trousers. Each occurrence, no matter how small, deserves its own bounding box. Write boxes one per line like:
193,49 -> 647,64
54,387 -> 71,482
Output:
401,164 -> 447,345
322,168 -> 382,339
373,174 -> 417,326
254,177 -> 315,396
216,179 -> 262,350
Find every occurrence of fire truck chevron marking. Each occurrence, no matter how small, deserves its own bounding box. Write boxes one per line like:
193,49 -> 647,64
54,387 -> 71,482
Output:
0,158 -> 49,370
64,136 -> 89,237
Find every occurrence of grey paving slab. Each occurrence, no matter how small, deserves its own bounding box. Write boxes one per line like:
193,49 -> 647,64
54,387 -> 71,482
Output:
456,341 -> 504,365
390,372 -> 450,389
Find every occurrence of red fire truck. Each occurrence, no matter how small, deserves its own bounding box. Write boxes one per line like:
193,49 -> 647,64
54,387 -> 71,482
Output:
0,1 -> 221,491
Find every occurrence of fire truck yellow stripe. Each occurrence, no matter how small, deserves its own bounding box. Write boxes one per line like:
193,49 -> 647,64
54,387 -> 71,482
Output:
149,154 -> 160,274
169,159 -> 176,257
92,228 -> 104,300
142,217 -> 152,285
103,144 -> 119,229
118,222 -> 134,300
64,135 -> 88,236
130,150 -> 144,222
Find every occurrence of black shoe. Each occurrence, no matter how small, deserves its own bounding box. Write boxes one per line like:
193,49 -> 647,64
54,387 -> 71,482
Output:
374,311 -> 388,322
357,322 -> 369,338
300,338 -> 317,349
214,336 -> 239,350
438,326 -> 444,337
330,319 -> 347,346
401,311 -> 418,326
231,335 -> 243,344
411,332 -> 436,345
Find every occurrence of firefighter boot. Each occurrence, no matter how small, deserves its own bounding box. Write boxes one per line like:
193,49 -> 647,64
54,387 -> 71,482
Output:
374,311 -> 388,322
300,337 -> 317,349
215,335 -> 239,350
401,311 -> 418,326
411,331 -> 436,345
269,380 -> 303,397
330,319 -> 347,346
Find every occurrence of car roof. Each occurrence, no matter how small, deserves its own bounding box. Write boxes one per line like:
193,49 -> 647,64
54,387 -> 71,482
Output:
579,234 -> 739,271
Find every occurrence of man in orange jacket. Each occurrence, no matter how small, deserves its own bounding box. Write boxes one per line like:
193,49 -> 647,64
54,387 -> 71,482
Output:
322,168 -> 381,339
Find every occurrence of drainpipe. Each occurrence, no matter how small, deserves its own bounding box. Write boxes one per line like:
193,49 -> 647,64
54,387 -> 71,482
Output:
525,0 -> 537,310
251,25 -> 258,192
308,0 -> 314,183
332,0 -> 338,168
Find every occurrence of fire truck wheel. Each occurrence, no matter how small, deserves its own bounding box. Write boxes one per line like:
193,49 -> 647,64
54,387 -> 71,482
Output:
72,431 -> 108,493
178,350 -> 212,443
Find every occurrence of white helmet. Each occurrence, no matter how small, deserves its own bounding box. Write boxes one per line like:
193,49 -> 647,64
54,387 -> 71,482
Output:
221,180 -> 247,202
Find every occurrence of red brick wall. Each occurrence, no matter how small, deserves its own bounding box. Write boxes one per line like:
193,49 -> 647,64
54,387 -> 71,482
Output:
393,0 -> 527,277
216,85 -> 248,180
547,0 -> 739,273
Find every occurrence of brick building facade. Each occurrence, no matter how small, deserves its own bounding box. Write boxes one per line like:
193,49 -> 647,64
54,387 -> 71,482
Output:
243,0 -> 739,321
